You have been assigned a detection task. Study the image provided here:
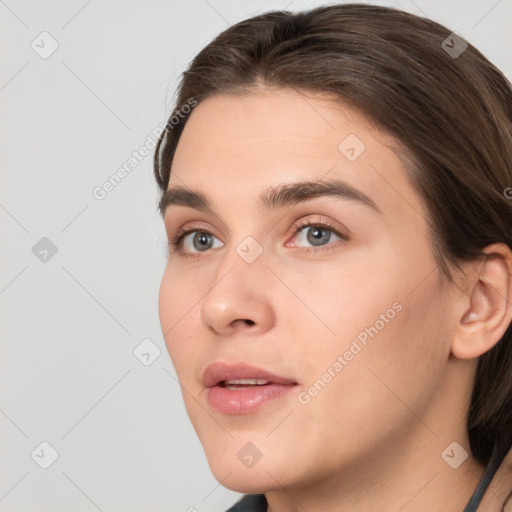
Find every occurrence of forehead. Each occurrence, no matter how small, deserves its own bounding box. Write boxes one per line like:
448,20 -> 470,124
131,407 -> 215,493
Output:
173,89 -> 379,167
168,88 -> 424,218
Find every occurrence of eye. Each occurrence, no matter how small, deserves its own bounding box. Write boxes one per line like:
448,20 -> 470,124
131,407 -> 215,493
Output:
288,219 -> 347,249
296,225 -> 338,246
172,229 -> 223,254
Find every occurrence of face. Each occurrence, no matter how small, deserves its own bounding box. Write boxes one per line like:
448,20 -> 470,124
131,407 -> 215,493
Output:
158,88 -> 459,493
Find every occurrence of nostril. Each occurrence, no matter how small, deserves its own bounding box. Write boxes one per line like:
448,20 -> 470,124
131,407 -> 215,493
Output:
244,319 -> 255,326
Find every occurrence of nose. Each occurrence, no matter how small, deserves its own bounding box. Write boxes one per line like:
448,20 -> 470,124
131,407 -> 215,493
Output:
200,249 -> 276,337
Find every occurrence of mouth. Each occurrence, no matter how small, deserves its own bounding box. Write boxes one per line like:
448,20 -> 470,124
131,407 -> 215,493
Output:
203,362 -> 298,415
219,378 -> 274,390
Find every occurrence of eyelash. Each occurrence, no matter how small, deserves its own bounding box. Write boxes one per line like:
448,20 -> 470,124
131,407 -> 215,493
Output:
168,218 -> 348,256
169,223 -> 210,249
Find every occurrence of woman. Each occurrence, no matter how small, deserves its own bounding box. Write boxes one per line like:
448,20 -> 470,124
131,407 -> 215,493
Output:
154,4 -> 512,511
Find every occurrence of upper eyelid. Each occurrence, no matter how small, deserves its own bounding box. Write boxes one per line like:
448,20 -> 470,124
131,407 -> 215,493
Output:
164,209 -> 231,236
170,217 -> 341,238
170,223 -> 222,245
291,215 -> 350,237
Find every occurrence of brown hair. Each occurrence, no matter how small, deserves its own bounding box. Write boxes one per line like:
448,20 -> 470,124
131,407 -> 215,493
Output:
153,3 -> 512,464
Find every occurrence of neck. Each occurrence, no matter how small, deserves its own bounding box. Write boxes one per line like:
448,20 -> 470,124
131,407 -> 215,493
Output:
265,352 -> 485,512
265,433 -> 485,512
265,361 -> 485,512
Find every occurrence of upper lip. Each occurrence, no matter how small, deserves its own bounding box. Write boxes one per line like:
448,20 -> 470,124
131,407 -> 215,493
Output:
202,362 -> 297,388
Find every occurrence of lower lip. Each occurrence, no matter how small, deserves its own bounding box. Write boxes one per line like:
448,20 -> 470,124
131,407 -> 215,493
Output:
207,384 -> 296,415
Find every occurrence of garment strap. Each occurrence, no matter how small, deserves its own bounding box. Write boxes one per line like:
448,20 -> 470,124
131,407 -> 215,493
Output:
463,437 -> 510,512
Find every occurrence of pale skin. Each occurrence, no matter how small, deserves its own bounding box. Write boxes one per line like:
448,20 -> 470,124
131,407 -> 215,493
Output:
158,87 -> 512,512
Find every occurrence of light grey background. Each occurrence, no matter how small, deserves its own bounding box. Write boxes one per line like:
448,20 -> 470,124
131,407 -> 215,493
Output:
1,1 -> 510,511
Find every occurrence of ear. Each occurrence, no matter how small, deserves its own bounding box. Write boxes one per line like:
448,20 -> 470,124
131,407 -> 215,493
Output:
451,243 -> 512,360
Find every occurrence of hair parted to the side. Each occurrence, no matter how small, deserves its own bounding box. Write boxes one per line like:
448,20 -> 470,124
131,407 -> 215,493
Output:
154,3 -> 512,464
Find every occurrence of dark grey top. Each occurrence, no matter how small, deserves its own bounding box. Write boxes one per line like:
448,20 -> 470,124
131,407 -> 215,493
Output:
225,494 -> 267,511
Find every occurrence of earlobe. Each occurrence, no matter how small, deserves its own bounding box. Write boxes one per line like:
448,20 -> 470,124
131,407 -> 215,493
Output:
451,244 -> 512,360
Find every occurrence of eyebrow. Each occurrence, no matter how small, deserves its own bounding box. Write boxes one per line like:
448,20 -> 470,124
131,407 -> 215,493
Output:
159,179 -> 380,217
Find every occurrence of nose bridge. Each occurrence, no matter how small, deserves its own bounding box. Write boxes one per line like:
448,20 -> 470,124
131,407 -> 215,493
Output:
214,232 -> 268,284
200,235 -> 274,335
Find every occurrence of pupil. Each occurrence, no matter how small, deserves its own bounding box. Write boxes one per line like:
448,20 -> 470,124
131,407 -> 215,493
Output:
193,232 -> 212,251
307,227 -> 331,246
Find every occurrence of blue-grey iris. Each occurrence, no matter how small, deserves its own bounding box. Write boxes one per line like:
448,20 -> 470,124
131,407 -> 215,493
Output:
307,227 -> 331,246
193,232 -> 213,251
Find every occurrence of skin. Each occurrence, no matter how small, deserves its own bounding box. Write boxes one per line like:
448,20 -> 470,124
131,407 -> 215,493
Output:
158,87 -> 512,512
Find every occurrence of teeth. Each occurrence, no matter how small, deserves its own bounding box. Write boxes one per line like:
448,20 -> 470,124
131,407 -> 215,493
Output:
224,379 -> 269,385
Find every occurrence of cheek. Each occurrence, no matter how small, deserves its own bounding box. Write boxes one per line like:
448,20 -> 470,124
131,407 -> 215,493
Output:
289,238 -> 449,416
158,269 -> 175,349
158,267 -> 199,371
158,261 -> 206,331
333,272 -> 449,421
273,246 -> 406,365
290,282 -> 450,472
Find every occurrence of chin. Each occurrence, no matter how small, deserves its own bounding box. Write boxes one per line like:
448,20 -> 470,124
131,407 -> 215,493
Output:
201,438 -> 289,493
209,463 -> 277,494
